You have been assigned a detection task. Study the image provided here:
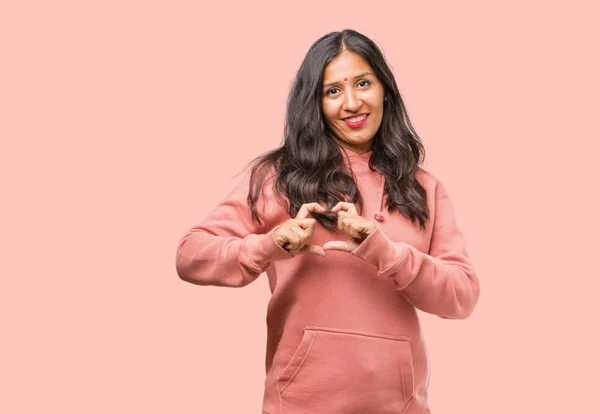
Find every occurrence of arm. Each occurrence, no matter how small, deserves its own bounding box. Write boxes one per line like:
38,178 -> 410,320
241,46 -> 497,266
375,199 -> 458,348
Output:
175,168 -> 293,287
351,187 -> 480,319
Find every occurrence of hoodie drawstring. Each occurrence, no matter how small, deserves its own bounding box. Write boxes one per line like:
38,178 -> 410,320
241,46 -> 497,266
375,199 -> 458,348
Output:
374,174 -> 385,222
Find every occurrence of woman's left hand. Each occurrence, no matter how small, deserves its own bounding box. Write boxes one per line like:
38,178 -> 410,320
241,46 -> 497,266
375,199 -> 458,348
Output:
322,202 -> 378,253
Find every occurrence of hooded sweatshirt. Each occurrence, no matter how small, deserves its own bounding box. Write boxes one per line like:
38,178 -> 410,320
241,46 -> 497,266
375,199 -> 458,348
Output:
175,149 -> 480,414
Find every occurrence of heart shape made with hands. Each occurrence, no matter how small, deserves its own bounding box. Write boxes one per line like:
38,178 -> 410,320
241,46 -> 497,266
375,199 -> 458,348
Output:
283,201 -> 378,255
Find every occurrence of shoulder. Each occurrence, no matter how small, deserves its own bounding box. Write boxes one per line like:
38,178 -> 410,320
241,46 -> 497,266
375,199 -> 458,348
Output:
416,167 -> 448,201
238,160 -> 288,216
234,160 -> 278,191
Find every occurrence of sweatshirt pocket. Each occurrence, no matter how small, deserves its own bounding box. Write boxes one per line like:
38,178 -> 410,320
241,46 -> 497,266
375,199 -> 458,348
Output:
277,326 -> 414,413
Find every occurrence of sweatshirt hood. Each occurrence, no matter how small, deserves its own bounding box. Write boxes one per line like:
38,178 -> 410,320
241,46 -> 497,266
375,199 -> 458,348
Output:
343,149 -> 386,223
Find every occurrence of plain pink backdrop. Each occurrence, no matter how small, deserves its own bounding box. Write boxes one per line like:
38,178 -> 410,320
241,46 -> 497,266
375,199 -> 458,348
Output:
2,1 -> 599,412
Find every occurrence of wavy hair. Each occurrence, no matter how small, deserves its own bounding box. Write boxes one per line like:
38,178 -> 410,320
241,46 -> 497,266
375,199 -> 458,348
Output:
244,29 -> 430,231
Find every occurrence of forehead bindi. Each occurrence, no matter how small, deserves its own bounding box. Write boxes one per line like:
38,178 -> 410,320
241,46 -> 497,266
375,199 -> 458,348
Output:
323,52 -> 375,88
323,71 -> 375,88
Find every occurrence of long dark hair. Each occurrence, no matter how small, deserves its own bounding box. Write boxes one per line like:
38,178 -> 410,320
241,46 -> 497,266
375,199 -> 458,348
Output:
244,29 -> 430,231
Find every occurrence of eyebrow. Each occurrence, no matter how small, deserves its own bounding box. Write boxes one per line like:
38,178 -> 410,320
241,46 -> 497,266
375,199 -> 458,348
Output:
323,72 -> 375,88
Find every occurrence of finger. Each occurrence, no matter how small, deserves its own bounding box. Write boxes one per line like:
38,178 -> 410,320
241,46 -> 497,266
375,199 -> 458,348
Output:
350,227 -> 362,239
353,221 -> 374,236
293,218 -> 317,239
337,213 -> 361,232
288,221 -> 318,254
331,202 -> 358,215
294,218 -> 317,230
273,229 -> 289,247
303,220 -> 316,238
337,215 -> 370,237
296,202 -> 327,219
337,212 -> 356,232
282,231 -> 302,251
346,218 -> 376,239
340,218 -> 360,239
289,226 -> 308,252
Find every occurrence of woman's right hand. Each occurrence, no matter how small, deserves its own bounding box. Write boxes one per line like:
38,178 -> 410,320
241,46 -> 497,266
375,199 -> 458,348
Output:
273,202 -> 327,256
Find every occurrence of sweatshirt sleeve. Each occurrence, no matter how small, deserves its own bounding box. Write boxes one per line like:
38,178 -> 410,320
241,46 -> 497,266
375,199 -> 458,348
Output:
350,184 -> 480,319
175,168 -> 294,287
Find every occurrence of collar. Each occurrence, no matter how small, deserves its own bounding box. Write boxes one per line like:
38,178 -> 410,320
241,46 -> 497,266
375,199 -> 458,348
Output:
342,148 -> 386,223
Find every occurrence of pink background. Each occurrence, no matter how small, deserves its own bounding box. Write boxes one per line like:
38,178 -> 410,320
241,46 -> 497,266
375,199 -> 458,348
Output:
2,1 -> 599,412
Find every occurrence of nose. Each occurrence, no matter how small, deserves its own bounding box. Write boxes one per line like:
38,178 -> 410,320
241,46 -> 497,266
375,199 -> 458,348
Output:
342,89 -> 362,112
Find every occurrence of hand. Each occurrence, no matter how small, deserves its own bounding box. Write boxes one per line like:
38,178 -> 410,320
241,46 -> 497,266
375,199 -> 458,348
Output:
322,202 -> 378,253
273,202 -> 327,256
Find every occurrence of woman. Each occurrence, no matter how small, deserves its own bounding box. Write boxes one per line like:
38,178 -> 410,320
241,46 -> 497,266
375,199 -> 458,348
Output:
176,29 -> 480,414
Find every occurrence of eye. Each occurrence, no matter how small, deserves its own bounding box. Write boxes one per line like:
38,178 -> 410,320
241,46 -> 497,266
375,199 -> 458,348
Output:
358,79 -> 371,87
325,88 -> 340,96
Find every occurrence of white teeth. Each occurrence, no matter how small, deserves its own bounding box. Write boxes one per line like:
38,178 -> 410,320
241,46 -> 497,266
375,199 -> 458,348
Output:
346,114 -> 367,123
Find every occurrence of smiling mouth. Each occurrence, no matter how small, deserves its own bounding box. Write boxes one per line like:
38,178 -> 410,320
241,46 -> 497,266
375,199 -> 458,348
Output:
343,113 -> 369,128
343,113 -> 368,122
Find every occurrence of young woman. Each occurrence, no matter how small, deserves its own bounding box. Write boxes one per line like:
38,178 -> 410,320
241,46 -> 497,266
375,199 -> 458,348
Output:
176,29 -> 480,414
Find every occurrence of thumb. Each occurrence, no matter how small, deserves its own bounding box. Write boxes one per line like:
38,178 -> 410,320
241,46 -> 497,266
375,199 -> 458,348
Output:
322,239 -> 358,253
298,244 -> 326,257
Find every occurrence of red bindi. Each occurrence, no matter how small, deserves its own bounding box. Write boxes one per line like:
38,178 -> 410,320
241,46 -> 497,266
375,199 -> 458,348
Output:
344,77 -> 348,81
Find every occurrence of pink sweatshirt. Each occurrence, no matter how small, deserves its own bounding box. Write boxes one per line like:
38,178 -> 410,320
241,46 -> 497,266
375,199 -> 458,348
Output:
175,150 -> 480,413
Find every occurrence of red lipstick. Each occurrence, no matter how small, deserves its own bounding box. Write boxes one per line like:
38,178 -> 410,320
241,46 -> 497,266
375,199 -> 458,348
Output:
343,113 -> 368,128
